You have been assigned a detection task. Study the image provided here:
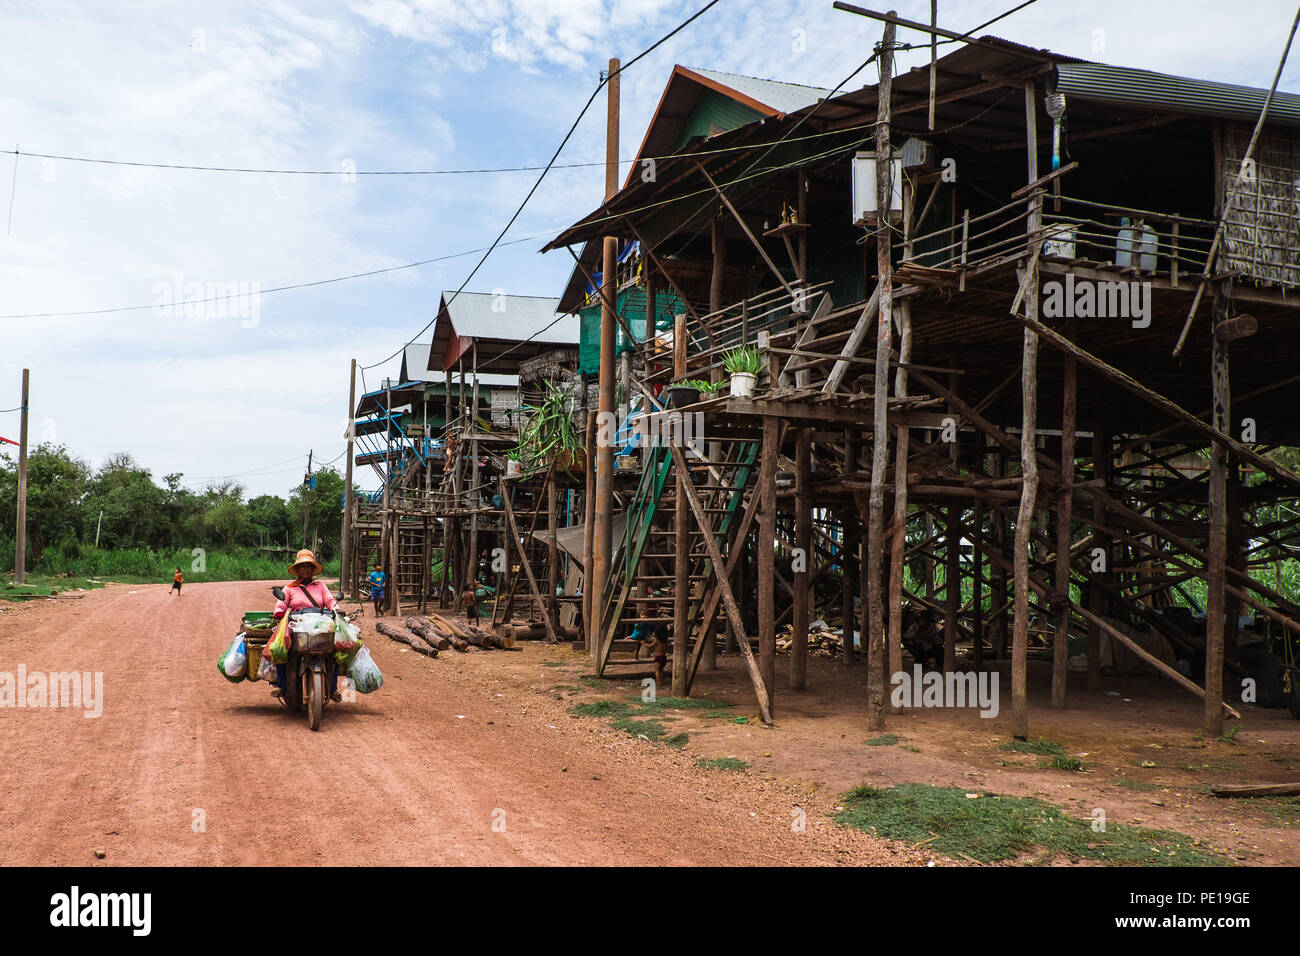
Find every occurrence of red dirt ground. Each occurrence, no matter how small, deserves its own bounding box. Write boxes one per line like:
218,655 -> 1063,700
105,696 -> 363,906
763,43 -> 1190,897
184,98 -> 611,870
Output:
0,581 -> 935,866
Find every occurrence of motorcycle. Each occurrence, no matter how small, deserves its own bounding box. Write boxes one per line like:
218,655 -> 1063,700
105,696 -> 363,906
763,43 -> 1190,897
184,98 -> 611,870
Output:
271,586 -> 344,732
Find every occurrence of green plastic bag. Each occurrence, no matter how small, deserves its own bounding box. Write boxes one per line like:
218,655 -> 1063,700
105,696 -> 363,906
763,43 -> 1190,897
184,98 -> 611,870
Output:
218,636 -> 248,683
266,615 -> 290,664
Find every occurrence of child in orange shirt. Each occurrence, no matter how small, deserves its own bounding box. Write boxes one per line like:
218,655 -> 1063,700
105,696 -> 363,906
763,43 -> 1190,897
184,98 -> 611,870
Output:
171,567 -> 183,596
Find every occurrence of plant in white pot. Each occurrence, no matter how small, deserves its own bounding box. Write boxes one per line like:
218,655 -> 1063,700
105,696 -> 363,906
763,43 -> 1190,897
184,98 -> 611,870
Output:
723,345 -> 762,398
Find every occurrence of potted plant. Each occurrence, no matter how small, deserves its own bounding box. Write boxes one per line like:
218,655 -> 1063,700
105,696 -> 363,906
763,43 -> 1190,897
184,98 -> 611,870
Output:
723,345 -> 762,397
667,380 -> 701,408
508,382 -> 584,476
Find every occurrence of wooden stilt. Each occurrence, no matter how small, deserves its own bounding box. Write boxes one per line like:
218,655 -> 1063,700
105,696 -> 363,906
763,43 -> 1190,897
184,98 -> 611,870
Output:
792,427 -> 812,690
1087,394 -> 1108,690
1205,280 -> 1231,736
759,416 -> 778,719
944,503 -> 960,673
1052,328 -> 1078,708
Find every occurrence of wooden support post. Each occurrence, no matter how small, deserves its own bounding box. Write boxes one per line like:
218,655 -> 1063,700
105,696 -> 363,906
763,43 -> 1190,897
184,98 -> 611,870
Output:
1205,279 -> 1231,736
1012,78 -> 1042,741
499,479 -> 558,644
944,503 -> 960,673
14,368 -> 28,586
865,16 -> 896,732
792,427 -> 812,690
1088,394 -> 1108,689
468,347 -> 480,595
583,408 -> 597,656
889,298 -> 912,687
547,474 -> 559,627
1052,329 -> 1077,708
972,501 -> 984,669
672,441 -> 690,696
843,430 -> 860,662
340,360 -> 356,599
759,416 -> 778,719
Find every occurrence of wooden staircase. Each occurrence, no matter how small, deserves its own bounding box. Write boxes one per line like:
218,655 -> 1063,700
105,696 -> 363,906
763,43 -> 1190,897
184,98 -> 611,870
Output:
594,438 -> 759,675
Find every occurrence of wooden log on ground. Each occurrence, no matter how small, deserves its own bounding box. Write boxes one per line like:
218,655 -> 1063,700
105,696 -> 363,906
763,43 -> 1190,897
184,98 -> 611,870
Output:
418,614 -> 469,651
405,617 -> 451,651
1210,782 -> 1300,798
427,612 -> 485,648
375,621 -> 438,658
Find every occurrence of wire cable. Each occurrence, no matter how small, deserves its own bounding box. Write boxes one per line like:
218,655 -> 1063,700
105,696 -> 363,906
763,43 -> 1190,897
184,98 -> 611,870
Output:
360,0 -> 725,371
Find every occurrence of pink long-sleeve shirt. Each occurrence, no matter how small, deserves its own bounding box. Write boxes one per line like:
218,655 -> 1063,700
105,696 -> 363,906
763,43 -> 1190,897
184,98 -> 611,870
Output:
273,579 -> 339,618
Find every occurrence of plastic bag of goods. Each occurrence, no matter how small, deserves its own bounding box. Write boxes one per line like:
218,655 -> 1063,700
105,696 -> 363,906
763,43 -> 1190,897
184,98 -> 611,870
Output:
218,636 -> 248,683
348,646 -> 383,694
334,644 -> 361,669
290,612 -> 334,637
257,656 -> 278,683
333,616 -> 361,653
265,615 -> 291,664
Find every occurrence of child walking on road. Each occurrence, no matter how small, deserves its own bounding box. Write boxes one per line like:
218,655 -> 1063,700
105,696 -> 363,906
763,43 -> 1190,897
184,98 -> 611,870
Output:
171,567 -> 183,596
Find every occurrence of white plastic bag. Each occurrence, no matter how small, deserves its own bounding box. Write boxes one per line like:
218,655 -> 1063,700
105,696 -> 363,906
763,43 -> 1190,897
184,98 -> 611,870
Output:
289,612 -> 335,637
257,656 -> 277,683
218,635 -> 248,683
348,645 -> 383,694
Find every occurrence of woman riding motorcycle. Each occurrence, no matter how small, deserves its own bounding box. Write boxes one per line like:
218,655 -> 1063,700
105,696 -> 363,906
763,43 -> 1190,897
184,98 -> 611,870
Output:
271,548 -> 342,702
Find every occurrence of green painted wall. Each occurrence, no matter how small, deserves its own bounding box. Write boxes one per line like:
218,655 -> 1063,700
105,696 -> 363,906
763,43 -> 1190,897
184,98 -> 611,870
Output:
674,89 -> 763,149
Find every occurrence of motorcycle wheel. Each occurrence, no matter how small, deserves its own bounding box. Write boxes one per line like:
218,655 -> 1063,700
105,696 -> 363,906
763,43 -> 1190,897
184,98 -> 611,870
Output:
308,668 -> 324,731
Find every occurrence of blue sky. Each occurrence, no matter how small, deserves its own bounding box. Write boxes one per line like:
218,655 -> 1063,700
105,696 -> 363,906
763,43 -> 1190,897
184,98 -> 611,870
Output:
1,0 -> 1297,497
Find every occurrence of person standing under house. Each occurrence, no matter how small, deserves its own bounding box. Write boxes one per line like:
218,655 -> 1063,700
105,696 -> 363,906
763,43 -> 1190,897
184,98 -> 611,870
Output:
171,567 -> 183,596
461,579 -> 480,626
367,562 -> 388,617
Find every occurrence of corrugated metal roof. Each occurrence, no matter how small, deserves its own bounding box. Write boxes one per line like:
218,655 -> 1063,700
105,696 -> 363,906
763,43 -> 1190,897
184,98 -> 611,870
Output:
686,68 -> 829,115
399,342 -> 433,383
1056,63 -> 1300,128
438,291 -> 577,343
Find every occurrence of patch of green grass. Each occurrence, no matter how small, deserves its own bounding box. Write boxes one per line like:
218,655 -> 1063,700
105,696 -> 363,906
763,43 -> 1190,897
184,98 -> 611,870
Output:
1000,738 -> 1065,756
835,783 -> 1222,865
611,717 -> 669,741
867,734 -> 900,747
697,757 -> 749,771
1041,755 -> 1086,772
1,576 -> 107,600
903,745 -> 922,753
1272,755 -> 1300,771
664,733 -> 690,749
640,695 -> 732,712
569,700 -> 634,719
1218,725 -> 1241,743
1255,799 -> 1300,828
550,684 -> 582,693
1112,777 -> 1163,792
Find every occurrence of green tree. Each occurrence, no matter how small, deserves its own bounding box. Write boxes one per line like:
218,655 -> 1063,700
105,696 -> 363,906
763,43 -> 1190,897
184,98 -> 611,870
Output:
82,454 -> 167,549
0,443 -> 91,563
287,467 -> 346,559
247,494 -> 290,547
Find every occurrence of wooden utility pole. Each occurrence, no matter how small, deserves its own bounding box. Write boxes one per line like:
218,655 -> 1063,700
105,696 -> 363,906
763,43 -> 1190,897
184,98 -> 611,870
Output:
302,449 -> 313,547
1012,79 -> 1043,740
582,406 -> 597,656
340,359 -> 356,597
14,369 -> 29,585
592,56 -> 620,645
758,415 -> 778,718
865,15 -> 896,732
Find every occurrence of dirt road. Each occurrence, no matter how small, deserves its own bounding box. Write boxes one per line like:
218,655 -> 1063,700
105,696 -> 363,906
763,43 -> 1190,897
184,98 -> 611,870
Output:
0,581 -> 925,866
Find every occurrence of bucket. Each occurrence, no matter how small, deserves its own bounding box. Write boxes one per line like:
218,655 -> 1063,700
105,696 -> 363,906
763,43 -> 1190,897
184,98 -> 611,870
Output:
244,638 -> 268,680
505,459 -> 522,479
729,372 -> 756,398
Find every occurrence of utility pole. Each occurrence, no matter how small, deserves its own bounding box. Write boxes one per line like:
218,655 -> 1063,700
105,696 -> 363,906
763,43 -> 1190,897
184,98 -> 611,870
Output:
592,55 -> 620,653
302,449 -> 313,548
340,358 -> 357,596
15,369 -> 29,585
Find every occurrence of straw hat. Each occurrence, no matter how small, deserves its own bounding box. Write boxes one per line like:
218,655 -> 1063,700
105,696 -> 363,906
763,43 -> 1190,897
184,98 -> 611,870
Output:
288,548 -> 323,577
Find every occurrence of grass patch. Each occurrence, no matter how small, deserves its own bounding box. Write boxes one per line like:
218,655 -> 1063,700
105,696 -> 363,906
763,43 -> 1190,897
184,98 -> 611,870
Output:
697,757 -> 749,771
1000,738 -> 1064,756
835,783 -> 1222,865
1256,799 -> 1300,828
610,717 -> 669,741
1041,755 -> 1086,772
903,745 -> 922,753
1218,725 -> 1241,743
569,700 -> 634,719
664,733 -> 690,749
550,684 -> 582,693
1,576 -> 107,600
867,734 -> 900,747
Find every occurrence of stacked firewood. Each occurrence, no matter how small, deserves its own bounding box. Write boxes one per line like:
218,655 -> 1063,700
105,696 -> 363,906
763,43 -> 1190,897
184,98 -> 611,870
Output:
374,614 -> 516,658
775,622 -> 843,658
